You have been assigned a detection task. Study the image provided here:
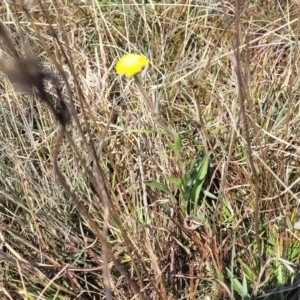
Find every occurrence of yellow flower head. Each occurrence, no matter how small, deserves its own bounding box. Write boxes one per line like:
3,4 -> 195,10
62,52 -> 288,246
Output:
116,54 -> 149,77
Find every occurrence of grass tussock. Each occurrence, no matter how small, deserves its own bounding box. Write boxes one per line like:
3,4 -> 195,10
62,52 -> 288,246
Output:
1,0 -> 300,299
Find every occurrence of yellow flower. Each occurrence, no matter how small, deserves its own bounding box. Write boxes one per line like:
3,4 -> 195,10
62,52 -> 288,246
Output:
116,54 -> 149,77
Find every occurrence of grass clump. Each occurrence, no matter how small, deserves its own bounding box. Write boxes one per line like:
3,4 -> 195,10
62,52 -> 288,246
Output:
1,1 -> 300,299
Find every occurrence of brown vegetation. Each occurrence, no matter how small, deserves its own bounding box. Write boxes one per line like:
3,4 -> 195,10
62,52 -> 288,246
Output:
0,1 -> 300,299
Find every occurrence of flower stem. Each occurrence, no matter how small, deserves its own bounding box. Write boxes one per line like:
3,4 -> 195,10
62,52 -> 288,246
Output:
134,74 -> 176,140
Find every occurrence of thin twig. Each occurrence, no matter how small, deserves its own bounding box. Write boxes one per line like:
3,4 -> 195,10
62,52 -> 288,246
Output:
234,0 -> 262,267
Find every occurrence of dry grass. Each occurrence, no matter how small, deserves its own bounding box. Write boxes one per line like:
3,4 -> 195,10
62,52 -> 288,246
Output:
1,0 -> 300,299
